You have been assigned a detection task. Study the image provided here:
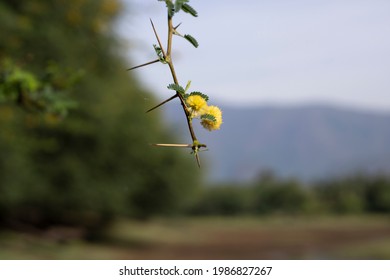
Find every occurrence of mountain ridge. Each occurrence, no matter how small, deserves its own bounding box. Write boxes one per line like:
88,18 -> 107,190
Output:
163,103 -> 390,182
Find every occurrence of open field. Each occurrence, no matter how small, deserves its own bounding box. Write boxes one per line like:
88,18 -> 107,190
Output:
1,216 -> 390,259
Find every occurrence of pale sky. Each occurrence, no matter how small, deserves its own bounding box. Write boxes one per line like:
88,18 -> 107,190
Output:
118,0 -> 390,112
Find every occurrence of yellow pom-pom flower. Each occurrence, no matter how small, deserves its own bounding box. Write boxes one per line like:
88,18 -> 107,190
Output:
201,105 -> 223,131
186,95 -> 208,117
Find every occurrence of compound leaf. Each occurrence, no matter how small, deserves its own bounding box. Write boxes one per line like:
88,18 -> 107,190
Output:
175,0 -> 189,13
184,34 -> 199,48
200,113 -> 216,122
167,83 -> 185,94
189,91 -> 209,101
182,3 -> 198,17
153,44 -> 166,63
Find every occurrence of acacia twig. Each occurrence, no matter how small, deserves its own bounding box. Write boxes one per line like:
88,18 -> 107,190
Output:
128,4 -> 207,167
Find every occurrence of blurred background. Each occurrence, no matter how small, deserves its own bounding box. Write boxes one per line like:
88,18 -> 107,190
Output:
0,0 -> 389,259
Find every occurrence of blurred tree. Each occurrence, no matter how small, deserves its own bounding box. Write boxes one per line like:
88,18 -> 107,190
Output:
188,184 -> 252,216
0,0 -> 199,234
365,176 -> 390,213
0,59 -> 78,116
252,173 -> 310,215
315,175 -> 367,214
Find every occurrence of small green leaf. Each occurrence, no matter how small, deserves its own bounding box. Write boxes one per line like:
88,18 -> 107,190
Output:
175,0 -> 189,13
182,3 -> 198,17
201,113 -> 216,122
153,44 -> 166,63
167,83 -> 185,94
185,80 -> 191,92
189,91 -> 209,101
184,34 -> 199,48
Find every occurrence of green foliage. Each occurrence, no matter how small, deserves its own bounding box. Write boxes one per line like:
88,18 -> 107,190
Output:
188,185 -> 252,216
365,177 -> 390,212
0,60 -> 78,117
316,174 -> 390,214
188,172 -> 390,217
189,91 -> 209,101
1,63 -> 40,94
252,179 -> 310,215
184,80 -> 191,92
200,114 -> 216,122
158,0 -> 197,18
174,0 -> 189,13
0,0 -> 200,233
181,4 -> 198,17
167,83 -> 185,94
315,176 -> 367,214
153,44 -> 166,63
184,34 -> 199,48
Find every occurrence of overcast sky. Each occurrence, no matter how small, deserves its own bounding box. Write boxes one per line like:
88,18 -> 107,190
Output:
118,0 -> 390,112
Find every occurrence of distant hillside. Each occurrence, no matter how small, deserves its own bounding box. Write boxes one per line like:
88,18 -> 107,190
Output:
163,104 -> 390,182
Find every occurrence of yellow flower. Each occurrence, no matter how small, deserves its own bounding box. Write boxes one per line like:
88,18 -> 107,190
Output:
186,95 -> 207,117
201,105 -> 223,131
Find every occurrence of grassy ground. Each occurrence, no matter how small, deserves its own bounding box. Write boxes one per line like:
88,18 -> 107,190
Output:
1,215 -> 390,259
